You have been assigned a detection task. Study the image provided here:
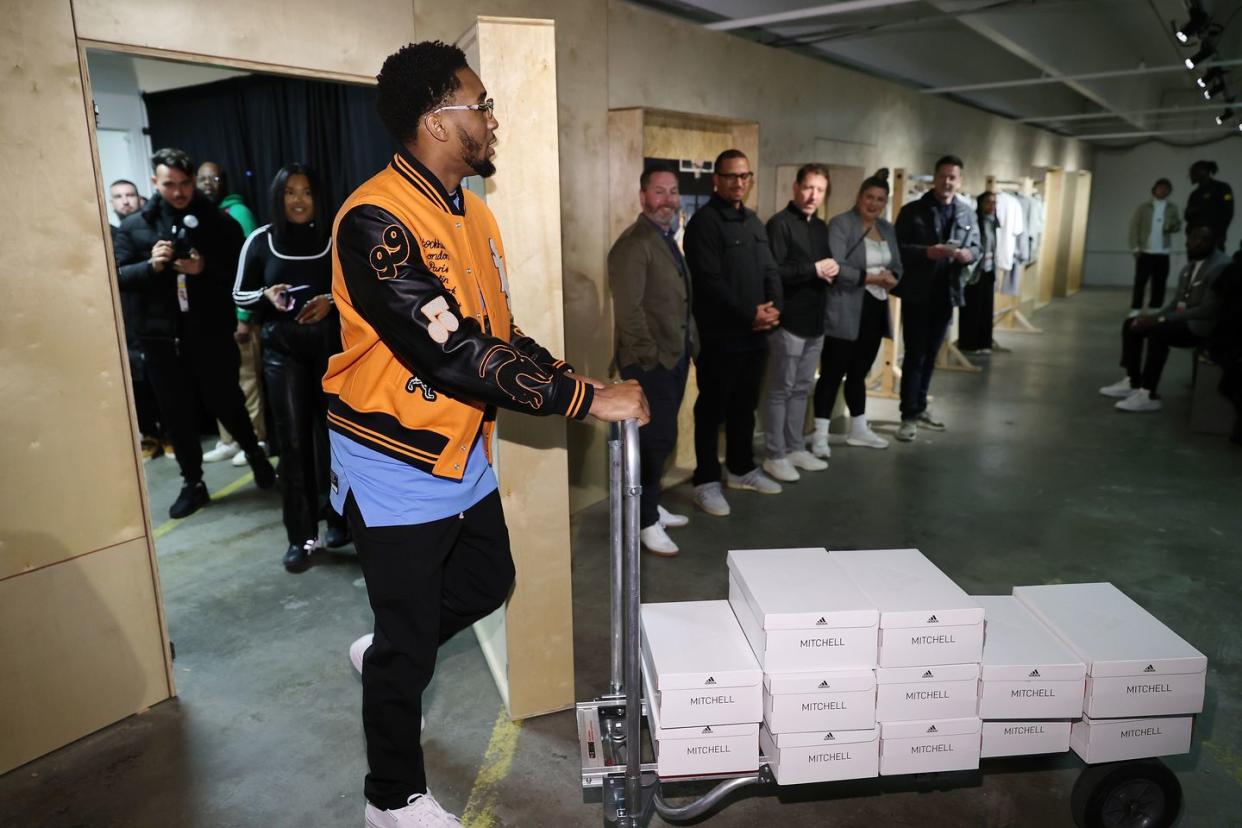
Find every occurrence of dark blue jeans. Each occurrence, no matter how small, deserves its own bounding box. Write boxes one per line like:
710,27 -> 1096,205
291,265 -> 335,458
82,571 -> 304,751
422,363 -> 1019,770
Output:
900,293 -> 954,421
621,357 -> 689,529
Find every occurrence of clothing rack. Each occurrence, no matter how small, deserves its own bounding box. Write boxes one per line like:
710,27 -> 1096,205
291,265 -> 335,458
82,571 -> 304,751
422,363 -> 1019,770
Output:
987,174 -> 1042,334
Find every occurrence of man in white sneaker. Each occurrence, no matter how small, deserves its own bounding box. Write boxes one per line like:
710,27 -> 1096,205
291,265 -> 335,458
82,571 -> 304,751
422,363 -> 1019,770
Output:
684,150 -> 784,516
1101,224 -> 1229,412
608,162 -> 699,556
762,164 -> 837,483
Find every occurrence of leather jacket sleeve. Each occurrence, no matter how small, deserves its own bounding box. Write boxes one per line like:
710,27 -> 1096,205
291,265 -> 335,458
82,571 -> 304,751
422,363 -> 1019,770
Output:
336,203 -> 592,420
113,221 -> 156,290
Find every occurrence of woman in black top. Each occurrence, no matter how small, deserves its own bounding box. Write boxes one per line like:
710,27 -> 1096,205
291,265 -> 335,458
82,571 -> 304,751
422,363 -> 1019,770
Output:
234,163 -> 347,572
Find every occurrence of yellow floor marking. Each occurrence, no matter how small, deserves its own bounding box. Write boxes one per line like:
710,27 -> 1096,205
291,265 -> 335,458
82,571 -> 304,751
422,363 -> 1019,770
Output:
461,706 -> 523,827
1204,740 -> 1242,787
152,471 -> 255,540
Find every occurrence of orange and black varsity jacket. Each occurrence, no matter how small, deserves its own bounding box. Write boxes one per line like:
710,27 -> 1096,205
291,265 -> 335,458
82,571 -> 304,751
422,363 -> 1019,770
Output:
323,149 -> 593,480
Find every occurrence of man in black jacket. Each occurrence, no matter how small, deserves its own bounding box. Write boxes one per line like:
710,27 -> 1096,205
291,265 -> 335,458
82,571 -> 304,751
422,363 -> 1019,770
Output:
1185,160 -> 1233,251
114,147 -> 275,518
684,149 -> 783,517
762,163 -> 837,483
892,154 -> 981,443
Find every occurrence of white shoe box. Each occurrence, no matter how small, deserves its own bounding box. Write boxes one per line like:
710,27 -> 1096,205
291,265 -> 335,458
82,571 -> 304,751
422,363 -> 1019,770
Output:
640,601 -> 762,728
644,664 -> 760,777
763,669 -> 877,733
1069,715 -> 1194,764
1014,583 -> 1207,718
727,548 -> 879,671
879,717 -> 982,775
980,720 -> 1072,758
760,721 -> 880,785
975,596 -> 1086,720
830,549 -> 984,667
876,663 -> 980,722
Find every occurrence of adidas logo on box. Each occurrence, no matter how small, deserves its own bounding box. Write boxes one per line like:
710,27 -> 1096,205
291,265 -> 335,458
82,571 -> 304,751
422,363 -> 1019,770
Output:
926,725 -> 938,734
816,617 -> 827,625
818,680 -> 830,689
1029,669 -> 1041,678
1144,664 -> 1156,673
926,614 -> 939,624
701,726 -> 713,734
922,670 -> 935,679
704,676 -> 717,686
824,732 -> 836,741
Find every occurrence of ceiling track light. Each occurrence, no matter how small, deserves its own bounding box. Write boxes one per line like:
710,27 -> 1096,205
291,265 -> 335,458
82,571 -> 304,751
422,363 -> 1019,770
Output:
1204,78 -> 1227,99
1215,102 -> 1237,125
1198,67 -> 1224,89
1174,3 -> 1210,44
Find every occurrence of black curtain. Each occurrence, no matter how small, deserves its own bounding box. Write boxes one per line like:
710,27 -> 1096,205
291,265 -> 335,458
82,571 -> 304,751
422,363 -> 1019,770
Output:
144,74 -> 397,225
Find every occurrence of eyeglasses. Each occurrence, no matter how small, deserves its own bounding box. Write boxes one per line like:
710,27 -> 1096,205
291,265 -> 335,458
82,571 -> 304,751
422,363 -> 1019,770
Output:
430,98 -> 496,118
197,175 -> 222,184
717,172 -> 754,182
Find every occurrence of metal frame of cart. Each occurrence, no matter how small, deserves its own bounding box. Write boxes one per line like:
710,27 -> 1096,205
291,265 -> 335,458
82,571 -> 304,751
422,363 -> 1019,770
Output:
577,420 -> 1185,828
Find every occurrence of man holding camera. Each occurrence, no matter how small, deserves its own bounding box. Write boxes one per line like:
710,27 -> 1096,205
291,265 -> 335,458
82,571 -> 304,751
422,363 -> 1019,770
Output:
115,147 -> 275,518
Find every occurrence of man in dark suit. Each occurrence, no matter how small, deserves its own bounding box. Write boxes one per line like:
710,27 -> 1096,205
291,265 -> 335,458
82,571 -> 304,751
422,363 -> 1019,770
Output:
609,162 -> 699,555
893,154 -> 981,443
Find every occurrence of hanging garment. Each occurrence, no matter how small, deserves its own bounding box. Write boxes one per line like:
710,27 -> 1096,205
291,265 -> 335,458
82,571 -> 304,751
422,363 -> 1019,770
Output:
994,191 -> 1026,274
1023,194 -> 1046,265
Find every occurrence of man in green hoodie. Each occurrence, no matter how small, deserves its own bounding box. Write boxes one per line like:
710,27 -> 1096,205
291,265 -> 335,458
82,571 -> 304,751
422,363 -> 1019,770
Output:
197,160 -> 266,462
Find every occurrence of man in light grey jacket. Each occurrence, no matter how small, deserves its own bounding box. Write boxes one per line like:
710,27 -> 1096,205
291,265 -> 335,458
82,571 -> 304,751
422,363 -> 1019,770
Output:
609,162 -> 699,555
1101,224 -> 1229,412
1127,177 -> 1183,314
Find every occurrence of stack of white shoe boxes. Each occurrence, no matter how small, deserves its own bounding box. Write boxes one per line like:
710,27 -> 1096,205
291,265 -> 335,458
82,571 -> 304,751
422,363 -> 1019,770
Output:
640,600 -> 763,777
974,595 -> 1086,758
1014,583 -> 1206,764
831,549 -> 984,775
727,548 -> 880,785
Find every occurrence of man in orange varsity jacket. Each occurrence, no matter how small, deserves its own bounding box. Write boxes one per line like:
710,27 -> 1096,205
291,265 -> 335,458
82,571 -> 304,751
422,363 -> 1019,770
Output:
327,42 -> 648,828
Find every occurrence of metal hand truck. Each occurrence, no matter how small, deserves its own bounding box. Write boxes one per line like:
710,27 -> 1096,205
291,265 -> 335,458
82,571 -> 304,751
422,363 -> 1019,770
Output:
576,420 -> 1185,827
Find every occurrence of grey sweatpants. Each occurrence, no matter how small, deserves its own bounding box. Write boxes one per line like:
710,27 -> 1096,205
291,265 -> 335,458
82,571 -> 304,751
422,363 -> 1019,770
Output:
763,327 -> 824,459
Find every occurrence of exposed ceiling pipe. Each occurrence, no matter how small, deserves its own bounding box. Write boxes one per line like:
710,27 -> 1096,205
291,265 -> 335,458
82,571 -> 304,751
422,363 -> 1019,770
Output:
704,0 -> 922,31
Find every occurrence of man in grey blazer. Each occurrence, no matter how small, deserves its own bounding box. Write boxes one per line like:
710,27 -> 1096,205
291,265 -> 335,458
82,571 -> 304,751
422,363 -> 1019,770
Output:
1101,224 -> 1230,412
609,162 -> 700,555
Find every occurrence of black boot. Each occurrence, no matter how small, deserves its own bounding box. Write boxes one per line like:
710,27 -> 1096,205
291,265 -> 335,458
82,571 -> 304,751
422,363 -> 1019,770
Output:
169,481 -> 209,519
247,448 -> 276,490
283,539 -> 315,573
324,522 -> 352,549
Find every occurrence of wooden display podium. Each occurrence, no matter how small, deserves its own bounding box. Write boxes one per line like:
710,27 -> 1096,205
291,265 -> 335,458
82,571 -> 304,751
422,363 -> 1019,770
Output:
460,16 -> 577,720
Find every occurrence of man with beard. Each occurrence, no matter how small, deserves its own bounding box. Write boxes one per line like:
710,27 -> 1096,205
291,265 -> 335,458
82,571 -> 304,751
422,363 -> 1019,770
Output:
109,179 -> 142,228
114,148 -> 275,517
326,41 -> 648,828
197,160 -> 267,464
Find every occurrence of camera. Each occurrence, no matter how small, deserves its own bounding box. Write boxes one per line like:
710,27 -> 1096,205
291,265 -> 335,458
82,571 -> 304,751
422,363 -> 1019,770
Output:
166,214 -> 200,260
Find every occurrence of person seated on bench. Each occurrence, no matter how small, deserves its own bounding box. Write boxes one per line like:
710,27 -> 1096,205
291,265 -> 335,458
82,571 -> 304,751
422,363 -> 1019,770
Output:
1100,224 -> 1230,412
1206,245 -> 1242,445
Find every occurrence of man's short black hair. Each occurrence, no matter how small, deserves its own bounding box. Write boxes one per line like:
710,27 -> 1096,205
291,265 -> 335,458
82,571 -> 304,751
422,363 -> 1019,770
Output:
714,149 -> 748,170
377,40 -> 469,145
110,179 -> 137,191
1152,177 -> 1173,194
796,163 -> 829,184
640,161 -> 679,190
934,154 -> 964,173
151,148 -> 194,176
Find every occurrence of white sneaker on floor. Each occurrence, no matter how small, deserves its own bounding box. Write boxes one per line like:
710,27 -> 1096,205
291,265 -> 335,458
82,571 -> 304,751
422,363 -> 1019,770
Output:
895,421 -> 918,442
640,523 -> 679,556
349,633 -> 373,675
846,426 -> 889,449
808,433 -> 832,459
657,504 -> 689,528
231,440 -> 269,466
365,792 -> 460,827
762,457 -> 801,482
693,482 -> 731,516
786,450 -> 828,472
726,468 -> 782,494
203,440 -> 240,462
1099,377 -> 1137,398
1115,388 -> 1162,412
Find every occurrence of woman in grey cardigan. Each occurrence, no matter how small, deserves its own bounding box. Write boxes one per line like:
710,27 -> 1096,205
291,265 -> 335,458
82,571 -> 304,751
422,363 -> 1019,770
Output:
812,170 -> 903,452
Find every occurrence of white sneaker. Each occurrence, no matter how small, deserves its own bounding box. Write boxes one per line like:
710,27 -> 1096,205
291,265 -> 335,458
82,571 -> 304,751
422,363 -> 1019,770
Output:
1115,388 -> 1162,412
231,440 -> 269,466
895,421 -> 918,442
693,482 -> 731,516
846,426 -> 889,450
640,523 -> 679,556
1099,377 -> 1137,398
203,440 -> 240,462
365,792 -> 460,827
726,468 -> 782,494
786,450 -> 828,472
809,433 -> 832,459
349,633 -> 373,675
657,504 -> 689,529
762,457 -> 801,482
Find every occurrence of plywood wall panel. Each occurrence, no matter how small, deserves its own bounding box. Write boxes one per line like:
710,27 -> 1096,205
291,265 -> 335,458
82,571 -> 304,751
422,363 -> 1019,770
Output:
0,537 -> 169,774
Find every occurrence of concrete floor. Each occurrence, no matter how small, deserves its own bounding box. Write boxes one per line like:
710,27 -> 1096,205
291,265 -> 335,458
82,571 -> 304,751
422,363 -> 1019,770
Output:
2,287 -> 1239,828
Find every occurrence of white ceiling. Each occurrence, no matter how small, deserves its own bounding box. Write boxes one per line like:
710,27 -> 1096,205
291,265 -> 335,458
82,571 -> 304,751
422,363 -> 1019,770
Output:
628,0 -> 1242,146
